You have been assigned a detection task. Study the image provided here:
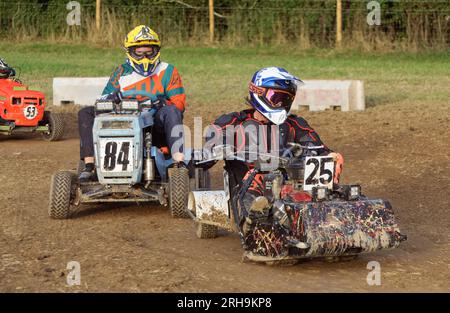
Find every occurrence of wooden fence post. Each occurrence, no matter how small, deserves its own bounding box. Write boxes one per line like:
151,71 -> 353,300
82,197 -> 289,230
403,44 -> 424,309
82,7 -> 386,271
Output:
96,0 -> 101,31
336,0 -> 342,47
209,0 -> 214,43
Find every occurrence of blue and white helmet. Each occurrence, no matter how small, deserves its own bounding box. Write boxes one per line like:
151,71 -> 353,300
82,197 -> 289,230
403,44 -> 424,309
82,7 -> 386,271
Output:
248,67 -> 302,125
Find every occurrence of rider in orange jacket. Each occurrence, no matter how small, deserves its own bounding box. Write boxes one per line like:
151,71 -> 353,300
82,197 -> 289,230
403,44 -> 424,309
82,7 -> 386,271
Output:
78,25 -> 186,182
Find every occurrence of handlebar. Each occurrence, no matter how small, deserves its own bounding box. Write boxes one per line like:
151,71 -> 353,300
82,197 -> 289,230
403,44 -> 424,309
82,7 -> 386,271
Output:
196,143 -> 325,165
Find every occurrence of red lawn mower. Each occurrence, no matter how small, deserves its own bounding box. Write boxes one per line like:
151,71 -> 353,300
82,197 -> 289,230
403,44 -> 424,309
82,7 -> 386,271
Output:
0,58 -> 64,141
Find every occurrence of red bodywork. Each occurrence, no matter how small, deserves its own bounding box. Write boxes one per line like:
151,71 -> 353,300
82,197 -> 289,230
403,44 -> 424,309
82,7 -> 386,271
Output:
0,78 -> 46,126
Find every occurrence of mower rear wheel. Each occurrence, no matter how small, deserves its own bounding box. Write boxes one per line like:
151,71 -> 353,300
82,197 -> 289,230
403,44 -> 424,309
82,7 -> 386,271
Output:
195,222 -> 218,239
42,111 -> 64,141
168,166 -> 190,218
49,171 -> 76,219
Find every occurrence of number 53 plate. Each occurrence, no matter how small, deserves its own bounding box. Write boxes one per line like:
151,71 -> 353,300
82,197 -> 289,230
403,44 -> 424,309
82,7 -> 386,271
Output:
99,139 -> 134,173
303,156 -> 335,191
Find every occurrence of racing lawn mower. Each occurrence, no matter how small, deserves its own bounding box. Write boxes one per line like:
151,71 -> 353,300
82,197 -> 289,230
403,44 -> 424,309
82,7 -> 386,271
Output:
48,92 -> 192,219
188,143 -> 407,264
0,59 -> 64,141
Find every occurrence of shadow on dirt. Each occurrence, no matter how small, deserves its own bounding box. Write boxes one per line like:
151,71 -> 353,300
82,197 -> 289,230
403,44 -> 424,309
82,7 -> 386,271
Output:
70,202 -> 167,219
59,112 -> 78,139
366,95 -> 397,108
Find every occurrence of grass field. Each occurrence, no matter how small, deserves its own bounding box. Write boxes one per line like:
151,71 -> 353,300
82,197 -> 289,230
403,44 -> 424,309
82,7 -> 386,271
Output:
1,42 -> 449,116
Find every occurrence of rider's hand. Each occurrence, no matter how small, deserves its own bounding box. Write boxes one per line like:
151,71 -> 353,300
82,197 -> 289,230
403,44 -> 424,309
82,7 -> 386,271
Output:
328,152 -> 344,184
172,152 -> 184,163
107,91 -> 123,104
152,96 -> 167,110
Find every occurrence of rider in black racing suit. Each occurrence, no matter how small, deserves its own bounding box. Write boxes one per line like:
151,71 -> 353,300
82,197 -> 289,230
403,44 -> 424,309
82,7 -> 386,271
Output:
199,67 -> 344,232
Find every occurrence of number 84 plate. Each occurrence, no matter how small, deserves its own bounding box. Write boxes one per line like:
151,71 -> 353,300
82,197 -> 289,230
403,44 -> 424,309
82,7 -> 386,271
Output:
99,139 -> 134,173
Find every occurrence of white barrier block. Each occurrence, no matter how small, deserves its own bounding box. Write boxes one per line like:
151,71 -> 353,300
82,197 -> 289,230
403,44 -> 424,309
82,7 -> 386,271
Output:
292,80 -> 365,111
52,77 -> 365,111
53,77 -> 109,106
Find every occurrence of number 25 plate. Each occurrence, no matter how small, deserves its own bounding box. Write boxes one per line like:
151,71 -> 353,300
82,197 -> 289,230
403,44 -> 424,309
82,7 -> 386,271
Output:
99,139 -> 134,173
303,156 -> 335,191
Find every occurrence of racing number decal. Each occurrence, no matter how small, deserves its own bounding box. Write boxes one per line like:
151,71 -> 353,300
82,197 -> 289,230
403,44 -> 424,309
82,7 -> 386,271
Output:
117,142 -> 130,171
303,156 -> 334,190
23,105 -> 37,120
103,141 -> 131,171
103,142 -> 117,170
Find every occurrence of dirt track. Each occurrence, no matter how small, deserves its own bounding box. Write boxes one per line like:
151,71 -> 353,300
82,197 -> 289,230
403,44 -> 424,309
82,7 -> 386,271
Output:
0,101 -> 449,292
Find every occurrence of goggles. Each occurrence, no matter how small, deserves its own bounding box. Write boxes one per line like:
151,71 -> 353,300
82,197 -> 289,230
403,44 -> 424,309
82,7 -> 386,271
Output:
129,45 -> 159,60
250,83 -> 295,109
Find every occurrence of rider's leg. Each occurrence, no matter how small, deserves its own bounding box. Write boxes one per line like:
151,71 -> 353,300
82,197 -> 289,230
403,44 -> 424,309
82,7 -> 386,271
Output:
154,105 -> 184,163
78,106 -> 96,181
240,171 -> 271,235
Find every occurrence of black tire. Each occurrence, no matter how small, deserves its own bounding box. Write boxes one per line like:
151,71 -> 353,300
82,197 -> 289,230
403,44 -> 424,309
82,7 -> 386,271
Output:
49,171 -> 75,219
195,222 -> 218,239
168,166 -> 190,218
42,111 -> 64,141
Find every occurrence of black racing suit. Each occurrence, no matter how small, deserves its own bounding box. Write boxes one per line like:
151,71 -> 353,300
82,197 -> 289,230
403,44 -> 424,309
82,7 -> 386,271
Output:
202,109 -> 333,219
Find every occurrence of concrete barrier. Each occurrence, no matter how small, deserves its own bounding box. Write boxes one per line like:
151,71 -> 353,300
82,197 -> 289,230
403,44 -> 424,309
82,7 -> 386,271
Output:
53,77 -> 365,111
53,77 -> 109,106
292,80 -> 365,111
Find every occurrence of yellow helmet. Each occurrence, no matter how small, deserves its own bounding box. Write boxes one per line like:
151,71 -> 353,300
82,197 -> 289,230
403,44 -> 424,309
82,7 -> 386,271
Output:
123,25 -> 161,76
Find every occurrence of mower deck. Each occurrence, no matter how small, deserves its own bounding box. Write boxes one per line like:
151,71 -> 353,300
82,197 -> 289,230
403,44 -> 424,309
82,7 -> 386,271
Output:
75,181 -> 167,204
0,124 -> 49,135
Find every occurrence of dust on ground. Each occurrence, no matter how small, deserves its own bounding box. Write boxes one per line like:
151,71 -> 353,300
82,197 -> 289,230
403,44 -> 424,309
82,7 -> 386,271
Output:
0,101 -> 449,292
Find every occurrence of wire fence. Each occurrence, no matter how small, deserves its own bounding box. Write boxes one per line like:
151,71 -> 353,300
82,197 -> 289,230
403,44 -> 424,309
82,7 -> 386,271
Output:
0,0 -> 449,50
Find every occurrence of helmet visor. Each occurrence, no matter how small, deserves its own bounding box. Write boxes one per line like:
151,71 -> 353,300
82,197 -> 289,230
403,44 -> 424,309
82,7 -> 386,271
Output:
129,45 -> 159,60
265,88 -> 295,109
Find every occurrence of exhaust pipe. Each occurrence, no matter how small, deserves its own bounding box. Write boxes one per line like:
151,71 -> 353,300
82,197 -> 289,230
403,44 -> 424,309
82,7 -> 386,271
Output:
144,157 -> 155,181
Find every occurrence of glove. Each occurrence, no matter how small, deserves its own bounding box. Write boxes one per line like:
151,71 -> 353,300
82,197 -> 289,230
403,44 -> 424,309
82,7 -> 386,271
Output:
102,91 -> 123,104
328,152 -> 344,184
110,91 -> 123,104
152,96 -> 167,110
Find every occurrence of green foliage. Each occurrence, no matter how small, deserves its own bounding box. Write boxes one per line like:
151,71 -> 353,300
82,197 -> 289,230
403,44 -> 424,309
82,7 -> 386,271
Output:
0,1 -> 448,49
1,42 -> 448,111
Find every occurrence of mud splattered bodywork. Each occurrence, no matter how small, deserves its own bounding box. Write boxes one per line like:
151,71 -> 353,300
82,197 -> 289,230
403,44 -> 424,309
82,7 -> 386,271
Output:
245,199 -> 406,259
191,145 -> 407,263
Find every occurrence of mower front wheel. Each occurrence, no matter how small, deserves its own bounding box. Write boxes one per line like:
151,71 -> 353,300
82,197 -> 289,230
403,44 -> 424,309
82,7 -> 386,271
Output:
195,222 -> 218,239
49,171 -> 76,219
42,111 -> 64,141
168,166 -> 190,218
